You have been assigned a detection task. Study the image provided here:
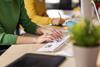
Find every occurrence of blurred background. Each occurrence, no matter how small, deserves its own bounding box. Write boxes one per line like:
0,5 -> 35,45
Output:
45,0 -> 80,19
45,0 -> 80,10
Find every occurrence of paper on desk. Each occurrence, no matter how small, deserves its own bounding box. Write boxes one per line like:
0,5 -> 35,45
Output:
55,50 -> 73,57
46,10 -> 72,19
55,43 -> 74,57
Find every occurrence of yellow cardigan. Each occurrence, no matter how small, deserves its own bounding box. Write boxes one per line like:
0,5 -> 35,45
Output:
24,0 -> 52,25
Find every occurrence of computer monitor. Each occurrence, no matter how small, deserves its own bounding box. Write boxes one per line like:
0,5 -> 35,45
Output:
59,0 -> 80,10
59,0 -> 72,10
45,0 -> 72,10
46,0 -> 79,10
45,0 -> 60,9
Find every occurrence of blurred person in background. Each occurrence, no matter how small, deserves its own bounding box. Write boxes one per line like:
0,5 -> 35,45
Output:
24,0 -> 65,25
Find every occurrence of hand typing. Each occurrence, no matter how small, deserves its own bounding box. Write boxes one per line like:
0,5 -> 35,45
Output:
36,34 -> 59,43
36,26 -> 63,40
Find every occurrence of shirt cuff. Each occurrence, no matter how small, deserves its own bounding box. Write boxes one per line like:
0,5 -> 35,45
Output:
1,33 -> 17,45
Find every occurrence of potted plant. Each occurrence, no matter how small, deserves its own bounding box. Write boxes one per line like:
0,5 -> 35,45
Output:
70,19 -> 100,67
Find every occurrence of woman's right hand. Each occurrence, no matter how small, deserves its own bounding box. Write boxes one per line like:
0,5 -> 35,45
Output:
52,18 -> 65,25
36,34 -> 57,43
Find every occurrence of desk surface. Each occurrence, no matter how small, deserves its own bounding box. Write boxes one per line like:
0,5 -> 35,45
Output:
0,43 -> 100,67
0,27 -> 100,67
0,43 -> 76,67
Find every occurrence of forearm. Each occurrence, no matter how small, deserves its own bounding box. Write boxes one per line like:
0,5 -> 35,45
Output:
16,36 -> 37,44
20,0 -> 38,34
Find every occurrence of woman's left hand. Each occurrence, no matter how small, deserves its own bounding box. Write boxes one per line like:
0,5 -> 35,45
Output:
36,26 -> 62,39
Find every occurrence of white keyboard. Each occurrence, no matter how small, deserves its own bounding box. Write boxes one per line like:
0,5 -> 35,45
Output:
37,35 -> 70,52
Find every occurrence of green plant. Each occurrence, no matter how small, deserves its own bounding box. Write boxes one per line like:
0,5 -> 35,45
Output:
71,19 -> 100,47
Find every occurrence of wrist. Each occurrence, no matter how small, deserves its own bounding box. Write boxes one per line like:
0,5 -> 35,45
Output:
51,18 -> 55,24
16,36 -> 36,44
51,18 -> 60,25
36,26 -> 43,35
32,37 -> 37,44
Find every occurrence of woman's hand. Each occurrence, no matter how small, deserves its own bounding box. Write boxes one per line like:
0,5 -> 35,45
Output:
16,26 -> 62,44
36,26 -> 62,39
36,34 -> 56,43
52,18 -> 65,25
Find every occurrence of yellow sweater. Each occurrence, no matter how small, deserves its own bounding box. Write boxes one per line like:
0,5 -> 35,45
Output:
24,0 -> 52,25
